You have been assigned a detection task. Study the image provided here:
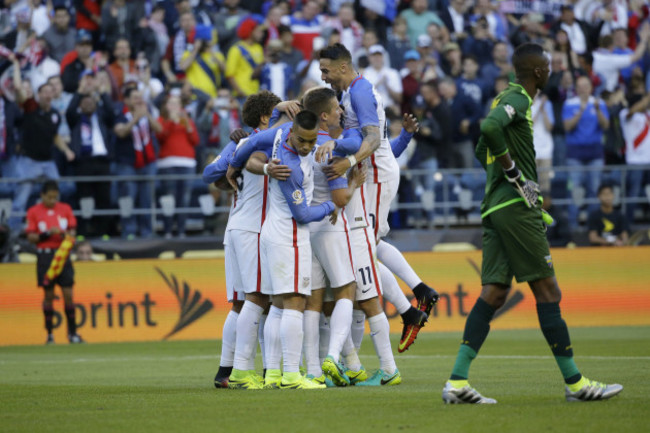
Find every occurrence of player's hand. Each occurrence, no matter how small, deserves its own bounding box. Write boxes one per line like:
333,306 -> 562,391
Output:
226,165 -> 242,191
402,113 -> 420,134
315,140 -> 336,163
267,158 -> 291,180
229,128 -> 248,143
349,163 -> 366,187
505,165 -> 540,208
329,206 -> 339,225
275,100 -> 301,120
323,156 -> 350,180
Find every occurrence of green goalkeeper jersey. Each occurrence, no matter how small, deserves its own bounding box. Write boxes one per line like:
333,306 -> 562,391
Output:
475,82 -> 537,218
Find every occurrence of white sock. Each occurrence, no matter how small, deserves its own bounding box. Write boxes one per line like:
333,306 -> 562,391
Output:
368,313 -> 396,375
377,240 -> 422,289
341,334 -> 362,371
351,309 -> 365,351
280,309 -> 304,374
232,302 -> 263,371
258,313 -> 267,369
319,314 -> 330,363
327,298 -> 353,363
220,310 -> 238,367
264,306 -> 283,370
303,310 -> 322,377
378,262 -> 411,314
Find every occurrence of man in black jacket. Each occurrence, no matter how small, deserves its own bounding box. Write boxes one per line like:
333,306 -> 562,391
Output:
66,73 -> 115,237
61,30 -> 94,94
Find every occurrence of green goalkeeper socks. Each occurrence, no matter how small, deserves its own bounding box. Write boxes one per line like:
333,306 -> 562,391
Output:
450,298 -> 495,380
537,302 -> 581,385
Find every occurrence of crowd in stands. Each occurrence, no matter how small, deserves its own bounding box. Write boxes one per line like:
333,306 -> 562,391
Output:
0,0 -> 649,241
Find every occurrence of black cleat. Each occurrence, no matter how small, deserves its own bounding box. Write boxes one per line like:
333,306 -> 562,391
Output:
412,283 -> 439,317
398,307 -> 428,352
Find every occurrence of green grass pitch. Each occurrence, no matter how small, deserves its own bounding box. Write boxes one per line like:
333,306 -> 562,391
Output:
1,327 -> 649,433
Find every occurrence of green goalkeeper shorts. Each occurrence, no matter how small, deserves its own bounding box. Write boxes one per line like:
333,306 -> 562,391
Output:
481,201 -> 555,286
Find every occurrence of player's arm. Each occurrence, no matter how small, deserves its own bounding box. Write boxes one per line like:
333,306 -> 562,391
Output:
246,150 -> 292,181
202,141 -> 236,185
280,161 -> 335,224
330,163 -> 366,208
391,114 -> 419,158
226,127 -> 280,189
483,97 -> 540,208
314,128 -> 363,163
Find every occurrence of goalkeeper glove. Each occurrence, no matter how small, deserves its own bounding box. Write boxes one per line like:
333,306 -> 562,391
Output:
504,163 -> 540,208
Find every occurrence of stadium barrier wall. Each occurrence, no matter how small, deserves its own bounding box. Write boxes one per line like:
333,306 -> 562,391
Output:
1,247 -> 649,346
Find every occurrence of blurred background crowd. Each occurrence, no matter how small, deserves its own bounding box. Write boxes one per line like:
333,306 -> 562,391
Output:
0,0 -> 649,246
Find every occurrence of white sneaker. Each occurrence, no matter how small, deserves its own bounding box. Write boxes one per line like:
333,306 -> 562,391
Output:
442,381 -> 497,404
565,378 -> 623,402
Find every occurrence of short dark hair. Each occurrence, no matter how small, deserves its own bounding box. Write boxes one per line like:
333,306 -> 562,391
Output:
319,43 -> 352,64
123,86 -> 138,100
54,5 -> 69,13
512,42 -> 545,75
278,24 -> 291,35
598,183 -> 614,195
302,87 -> 337,117
242,90 -> 282,128
41,180 -> 59,194
294,110 -> 319,131
462,54 -> 479,64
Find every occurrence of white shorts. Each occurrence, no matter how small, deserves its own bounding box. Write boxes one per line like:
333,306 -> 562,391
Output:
366,175 -> 399,241
310,231 -> 355,291
349,226 -> 381,301
224,230 -> 247,302
260,236 -> 312,296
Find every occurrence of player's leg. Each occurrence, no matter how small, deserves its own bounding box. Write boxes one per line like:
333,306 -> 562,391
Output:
350,303 -> 365,351
319,304 -> 334,363
355,296 -> 401,386
304,287 -> 324,379
321,282 -> 355,386
258,304 -> 270,375
263,296 -> 284,388
530,276 -> 623,401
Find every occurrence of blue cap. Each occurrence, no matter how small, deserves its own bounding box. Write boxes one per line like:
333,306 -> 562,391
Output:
76,29 -> 92,44
404,50 -> 420,61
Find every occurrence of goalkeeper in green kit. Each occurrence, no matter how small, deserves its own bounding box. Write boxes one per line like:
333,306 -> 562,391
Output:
441,43 -> 623,404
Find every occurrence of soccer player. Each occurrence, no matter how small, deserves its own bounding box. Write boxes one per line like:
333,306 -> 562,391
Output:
228,110 -> 336,389
25,181 -> 83,344
202,91 -> 291,388
442,43 -> 623,404
319,43 -> 437,352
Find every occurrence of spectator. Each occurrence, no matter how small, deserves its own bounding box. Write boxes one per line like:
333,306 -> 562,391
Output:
363,45 -> 402,111
180,25 -> 225,98
74,0 -> 101,47
132,15 -> 162,78
619,91 -> 650,223
542,194 -> 572,247
353,28 -> 386,69
75,239 -> 94,261
480,41 -> 514,86
264,5 -> 284,42
28,0 -> 50,36
225,17 -> 265,99
470,0 -> 507,42
277,24 -> 304,71
114,87 -> 162,239
437,76 -> 481,169
531,92 -> 555,193
484,74 -> 510,116
214,0 -> 249,52
161,10 -> 196,83
24,37 -> 61,95
197,88 -> 241,153
553,28 -> 581,74
0,84 -> 21,199
562,75 -> 610,228
134,56 -> 164,108
8,56 -> 74,232
440,0 -> 470,43
100,0 -> 144,52
107,38 -> 136,98
47,75 -> 73,157
582,0 -> 629,38
399,0 -> 444,48
66,74 -> 115,237
61,29 -> 95,94
601,88 -> 627,170
593,28 -> 650,92
440,41 -> 462,79
551,4 -> 590,56
456,54 -> 487,106
325,2 -> 363,59
281,0 -> 324,60
386,16 -> 412,71
462,16 -> 495,67
148,4 -> 170,74
260,39 -> 293,100
588,184 -> 629,246
415,34 -> 443,82
42,6 -> 76,63
612,28 -> 643,86
156,94 -> 199,238
401,50 -> 422,114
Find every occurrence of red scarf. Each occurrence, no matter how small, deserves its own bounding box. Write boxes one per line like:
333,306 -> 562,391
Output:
124,106 -> 156,168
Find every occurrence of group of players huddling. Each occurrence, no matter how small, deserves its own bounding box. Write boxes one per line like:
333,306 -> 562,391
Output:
203,43 -> 439,390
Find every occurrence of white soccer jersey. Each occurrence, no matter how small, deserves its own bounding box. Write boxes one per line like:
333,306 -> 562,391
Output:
343,180 -> 370,231
340,75 -> 399,184
620,109 -> 650,164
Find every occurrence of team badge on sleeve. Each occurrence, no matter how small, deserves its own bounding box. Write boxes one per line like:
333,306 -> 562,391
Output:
504,105 -> 516,119
292,190 -> 304,205
545,255 -> 553,268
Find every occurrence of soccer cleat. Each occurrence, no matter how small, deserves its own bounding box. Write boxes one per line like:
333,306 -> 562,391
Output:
322,356 -> 351,386
344,366 -> 368,385
412,283 -> 440,317
442,381 -> 497,404
45,334 -> 55,345
214,374 -> 229,389
263,369 -> 282,390
306,374 -> 336,388
228,370 -> 263,390
398,308 -> 428,353
249,371 -> 265,385
565,377 -> 623,402
356,369 -> 401,386
68,334 -> 84,344
280,375 -> 327,390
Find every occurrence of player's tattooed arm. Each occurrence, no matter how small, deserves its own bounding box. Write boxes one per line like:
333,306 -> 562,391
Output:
324,125 -> 380,180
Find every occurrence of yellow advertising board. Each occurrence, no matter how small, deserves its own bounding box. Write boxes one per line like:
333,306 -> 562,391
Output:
1,247 -> 649,346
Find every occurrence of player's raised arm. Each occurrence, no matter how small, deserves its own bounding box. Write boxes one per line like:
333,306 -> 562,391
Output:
280,161 -> 335,225
202,141 -> 237,185
390,114 -> 419,158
